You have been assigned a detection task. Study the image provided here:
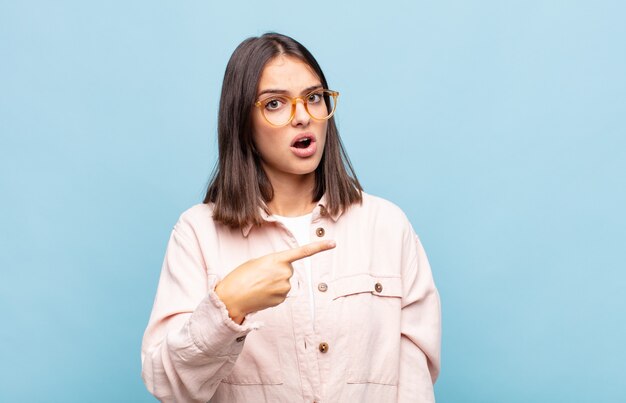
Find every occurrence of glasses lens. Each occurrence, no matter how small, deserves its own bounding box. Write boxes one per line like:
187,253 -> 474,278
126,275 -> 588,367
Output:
261,96 -> 293,126
307,90 -> 336,120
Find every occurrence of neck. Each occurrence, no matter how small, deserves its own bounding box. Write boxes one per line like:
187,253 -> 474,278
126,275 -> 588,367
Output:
265,170 -> 317,217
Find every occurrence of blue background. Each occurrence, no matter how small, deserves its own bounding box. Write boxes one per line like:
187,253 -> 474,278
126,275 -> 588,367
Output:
1,1 -> 625,402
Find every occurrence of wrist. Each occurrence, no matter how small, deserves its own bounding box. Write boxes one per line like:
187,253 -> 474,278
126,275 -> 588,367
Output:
214,281 -> 245,324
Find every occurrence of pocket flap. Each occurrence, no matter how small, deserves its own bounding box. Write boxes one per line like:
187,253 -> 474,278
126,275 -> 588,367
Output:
330,274 -> 402,299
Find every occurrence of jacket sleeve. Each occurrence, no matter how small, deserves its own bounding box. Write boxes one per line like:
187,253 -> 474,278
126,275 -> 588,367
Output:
141,218 -> 258,403
398,234 -> 441,403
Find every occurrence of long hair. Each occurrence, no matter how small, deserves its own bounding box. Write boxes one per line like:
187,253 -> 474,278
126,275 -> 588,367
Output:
204,32 -> 362,228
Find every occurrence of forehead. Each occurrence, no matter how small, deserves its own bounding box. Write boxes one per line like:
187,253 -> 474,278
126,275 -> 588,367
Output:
258,55 -> 321,93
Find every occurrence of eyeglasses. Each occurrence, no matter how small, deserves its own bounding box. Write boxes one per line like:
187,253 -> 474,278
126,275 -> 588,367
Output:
254,89 -> 339,127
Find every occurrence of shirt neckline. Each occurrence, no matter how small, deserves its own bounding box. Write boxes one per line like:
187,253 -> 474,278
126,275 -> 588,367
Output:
272,212 -> 313,220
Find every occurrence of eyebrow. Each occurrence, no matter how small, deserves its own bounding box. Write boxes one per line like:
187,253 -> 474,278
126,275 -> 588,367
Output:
257,84 -> 323,99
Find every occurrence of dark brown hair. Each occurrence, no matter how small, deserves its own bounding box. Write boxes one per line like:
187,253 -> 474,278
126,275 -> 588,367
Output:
204,32 -> 362,228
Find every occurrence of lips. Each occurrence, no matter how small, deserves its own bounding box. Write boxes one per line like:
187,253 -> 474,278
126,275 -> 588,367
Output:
290,133 -> 317,158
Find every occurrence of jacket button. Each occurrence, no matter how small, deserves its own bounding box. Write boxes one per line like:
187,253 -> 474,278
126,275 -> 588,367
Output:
318,282 -> 328,292
319,342 -> 329,353
236,335 -> 246,343
315,227 -> 325,237
374,282 -> 383,293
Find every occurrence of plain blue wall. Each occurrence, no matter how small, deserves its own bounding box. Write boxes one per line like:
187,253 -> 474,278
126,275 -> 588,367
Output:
1,1 -> 625,402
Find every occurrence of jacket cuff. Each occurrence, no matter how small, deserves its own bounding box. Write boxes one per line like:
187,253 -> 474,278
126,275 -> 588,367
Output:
188,286 -> 261,356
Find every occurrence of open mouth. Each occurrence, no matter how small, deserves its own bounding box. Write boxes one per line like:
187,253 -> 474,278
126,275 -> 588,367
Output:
292,137 -> 313,149
290,134 -> 317,157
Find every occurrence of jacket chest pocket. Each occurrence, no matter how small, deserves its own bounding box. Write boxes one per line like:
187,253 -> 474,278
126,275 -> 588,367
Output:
330,274 -> 403,386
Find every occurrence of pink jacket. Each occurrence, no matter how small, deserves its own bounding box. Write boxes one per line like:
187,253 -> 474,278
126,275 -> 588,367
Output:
142,192 -> 441,402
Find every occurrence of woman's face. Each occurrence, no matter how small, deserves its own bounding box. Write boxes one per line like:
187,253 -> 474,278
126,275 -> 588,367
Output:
251,55 -> 328,183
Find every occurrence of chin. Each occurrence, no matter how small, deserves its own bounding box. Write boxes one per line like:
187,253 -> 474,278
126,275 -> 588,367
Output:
291,167 -> 318,176
288,161 -> 320,176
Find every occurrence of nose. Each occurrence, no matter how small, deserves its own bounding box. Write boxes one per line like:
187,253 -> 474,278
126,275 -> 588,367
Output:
291,98 -> 310,127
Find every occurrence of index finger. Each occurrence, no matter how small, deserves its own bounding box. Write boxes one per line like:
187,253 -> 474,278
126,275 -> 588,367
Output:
276,240 -> 336,263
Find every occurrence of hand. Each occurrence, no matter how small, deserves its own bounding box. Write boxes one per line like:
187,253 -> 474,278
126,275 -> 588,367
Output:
214,240 -> 336,324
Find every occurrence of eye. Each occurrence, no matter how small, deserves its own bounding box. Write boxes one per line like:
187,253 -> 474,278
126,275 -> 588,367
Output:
263,97 -> 286,111
307,92 -> 323,104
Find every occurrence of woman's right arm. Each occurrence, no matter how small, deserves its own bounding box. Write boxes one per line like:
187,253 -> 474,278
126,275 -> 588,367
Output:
141,214 -> 335,402
141,220 -> 256,403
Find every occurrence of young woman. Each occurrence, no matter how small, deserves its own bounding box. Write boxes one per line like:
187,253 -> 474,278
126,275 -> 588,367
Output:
142,33 -> 441,403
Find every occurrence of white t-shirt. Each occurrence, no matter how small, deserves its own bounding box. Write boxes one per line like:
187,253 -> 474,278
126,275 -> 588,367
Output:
273,213 -> 314,322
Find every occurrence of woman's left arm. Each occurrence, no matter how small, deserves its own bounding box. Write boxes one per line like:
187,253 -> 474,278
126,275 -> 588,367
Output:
398,234 -> 441,403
